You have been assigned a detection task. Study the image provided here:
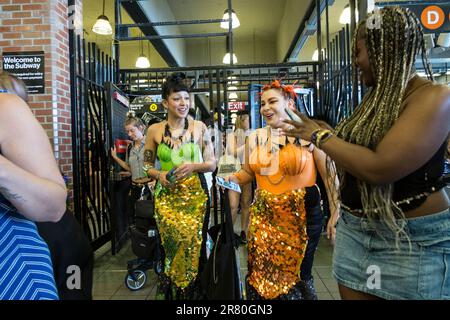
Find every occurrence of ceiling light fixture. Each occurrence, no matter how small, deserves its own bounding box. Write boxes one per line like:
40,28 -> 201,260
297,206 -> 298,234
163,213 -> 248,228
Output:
136,34 -> 150,69
223,52 -> 238,64
92,0 -> 113,35
312,49 -> 319,61
220,9 -> 240,29
339,5 -> 359,25
229,92 -> 238,100
312,49 -> 325,61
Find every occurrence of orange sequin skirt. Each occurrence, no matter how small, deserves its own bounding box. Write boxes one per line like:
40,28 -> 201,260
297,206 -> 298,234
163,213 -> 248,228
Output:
247,188 -> 308,299
155,174 -> 207,289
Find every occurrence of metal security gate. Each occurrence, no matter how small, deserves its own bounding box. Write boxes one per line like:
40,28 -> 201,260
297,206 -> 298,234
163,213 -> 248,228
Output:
69,31 -> 117,251
119,62 -> 321,223
119,62 -> 321,128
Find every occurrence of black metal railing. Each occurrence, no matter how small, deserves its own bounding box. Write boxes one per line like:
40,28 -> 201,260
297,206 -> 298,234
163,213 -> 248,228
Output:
322,24 -> 357,127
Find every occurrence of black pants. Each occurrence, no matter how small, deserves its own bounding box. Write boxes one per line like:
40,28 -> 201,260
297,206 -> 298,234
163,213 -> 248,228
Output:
113,178 -> 131,236
36,210 -> 93,300
300,204 -> 324,281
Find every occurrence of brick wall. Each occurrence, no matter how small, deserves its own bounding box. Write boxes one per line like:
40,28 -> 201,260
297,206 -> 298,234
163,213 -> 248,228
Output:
0,0 -> 82,205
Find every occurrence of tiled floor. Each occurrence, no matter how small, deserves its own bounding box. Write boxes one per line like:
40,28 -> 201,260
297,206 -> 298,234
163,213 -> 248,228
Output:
92,228 -> 340,300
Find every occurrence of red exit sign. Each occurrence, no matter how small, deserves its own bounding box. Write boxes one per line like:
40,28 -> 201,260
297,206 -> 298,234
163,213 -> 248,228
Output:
228,101 -> 246,111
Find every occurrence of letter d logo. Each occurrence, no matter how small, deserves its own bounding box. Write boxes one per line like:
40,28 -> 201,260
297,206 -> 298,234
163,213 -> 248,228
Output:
421,6 -> 445,30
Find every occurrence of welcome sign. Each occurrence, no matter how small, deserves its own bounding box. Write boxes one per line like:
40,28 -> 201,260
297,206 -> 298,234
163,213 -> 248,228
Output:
2,51 -> 45,94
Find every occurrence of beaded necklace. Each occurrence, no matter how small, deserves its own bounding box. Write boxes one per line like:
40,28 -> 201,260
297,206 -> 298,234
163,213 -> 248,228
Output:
262,126 -> 308,185
163,118 -> 189,148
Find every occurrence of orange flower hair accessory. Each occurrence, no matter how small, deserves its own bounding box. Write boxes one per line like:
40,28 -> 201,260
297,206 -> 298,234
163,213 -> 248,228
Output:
260,79 -> 299,100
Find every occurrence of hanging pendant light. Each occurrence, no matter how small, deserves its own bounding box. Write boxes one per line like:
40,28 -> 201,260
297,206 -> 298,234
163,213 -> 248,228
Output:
228,92 -> 238,100
220,9 -> 240,29
339,5 -> 359,25
136,34 -> 150,69
92,0 -> 113,35
312,49 -> 319,61
223,52 -> 238,64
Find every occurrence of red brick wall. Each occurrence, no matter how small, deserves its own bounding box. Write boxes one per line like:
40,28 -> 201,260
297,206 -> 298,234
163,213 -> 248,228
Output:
0,0 -> 82,205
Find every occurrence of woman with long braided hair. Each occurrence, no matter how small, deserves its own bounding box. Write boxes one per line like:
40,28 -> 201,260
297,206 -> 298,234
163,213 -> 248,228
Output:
284,7 -> 450,299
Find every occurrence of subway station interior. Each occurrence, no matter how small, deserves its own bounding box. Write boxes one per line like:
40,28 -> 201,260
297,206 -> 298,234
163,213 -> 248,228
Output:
0,0 -> 449,302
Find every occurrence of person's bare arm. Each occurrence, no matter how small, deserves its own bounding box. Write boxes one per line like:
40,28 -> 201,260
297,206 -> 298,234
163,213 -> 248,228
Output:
143,123 -> 171,186
285,86 -> 450,184
111,146 -> 131,172
0,94 -> 66,222
313,147 -> 340,243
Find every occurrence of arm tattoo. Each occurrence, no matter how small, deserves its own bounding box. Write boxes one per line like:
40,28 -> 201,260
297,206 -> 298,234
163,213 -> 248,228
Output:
144,149 -> 155,164
0,187 -> 24,202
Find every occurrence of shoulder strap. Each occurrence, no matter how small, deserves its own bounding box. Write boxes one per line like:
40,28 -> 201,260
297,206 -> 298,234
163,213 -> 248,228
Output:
125,142 -> 133,162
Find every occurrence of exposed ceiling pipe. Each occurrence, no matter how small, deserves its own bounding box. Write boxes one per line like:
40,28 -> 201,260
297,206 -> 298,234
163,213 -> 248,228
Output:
283,0 -> 335,63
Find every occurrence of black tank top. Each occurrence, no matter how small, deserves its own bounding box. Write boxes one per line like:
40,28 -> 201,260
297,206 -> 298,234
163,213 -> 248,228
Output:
341,142 -> 447,212
341,76 -> 448,213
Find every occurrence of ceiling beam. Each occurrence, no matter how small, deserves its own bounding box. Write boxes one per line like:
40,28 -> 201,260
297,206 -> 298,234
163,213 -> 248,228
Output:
119,1 -> 179,67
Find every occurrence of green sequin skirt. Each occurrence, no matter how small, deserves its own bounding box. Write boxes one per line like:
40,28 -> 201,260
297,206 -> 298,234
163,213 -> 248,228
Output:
155,174 -> 208,289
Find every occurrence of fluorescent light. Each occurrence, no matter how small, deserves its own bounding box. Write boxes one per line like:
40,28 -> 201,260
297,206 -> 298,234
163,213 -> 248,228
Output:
135,54 -> 150,68
228,86 -> 238,90
223,52 -> 238,64
220,10 -> 240,29
340,6 -> 359,25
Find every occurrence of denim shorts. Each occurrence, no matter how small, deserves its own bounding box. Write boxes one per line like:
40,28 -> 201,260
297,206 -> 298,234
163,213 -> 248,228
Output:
333,207 -> 450,300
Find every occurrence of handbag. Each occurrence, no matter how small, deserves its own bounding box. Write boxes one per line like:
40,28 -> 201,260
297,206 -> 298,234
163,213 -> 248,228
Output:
134,186 -> 155,230
200,189 -> 241,300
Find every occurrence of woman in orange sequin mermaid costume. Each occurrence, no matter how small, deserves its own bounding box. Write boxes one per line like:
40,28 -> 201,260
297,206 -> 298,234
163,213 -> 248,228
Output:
226,80 -> 339,300
143,73 -> 216,299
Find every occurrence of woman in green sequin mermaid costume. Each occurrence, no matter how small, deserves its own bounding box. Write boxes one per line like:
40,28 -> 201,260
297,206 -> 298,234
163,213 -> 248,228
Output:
143,73 -> 216,299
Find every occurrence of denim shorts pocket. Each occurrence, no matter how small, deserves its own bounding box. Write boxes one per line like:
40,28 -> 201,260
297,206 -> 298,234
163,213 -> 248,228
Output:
417,237 -> 450,299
